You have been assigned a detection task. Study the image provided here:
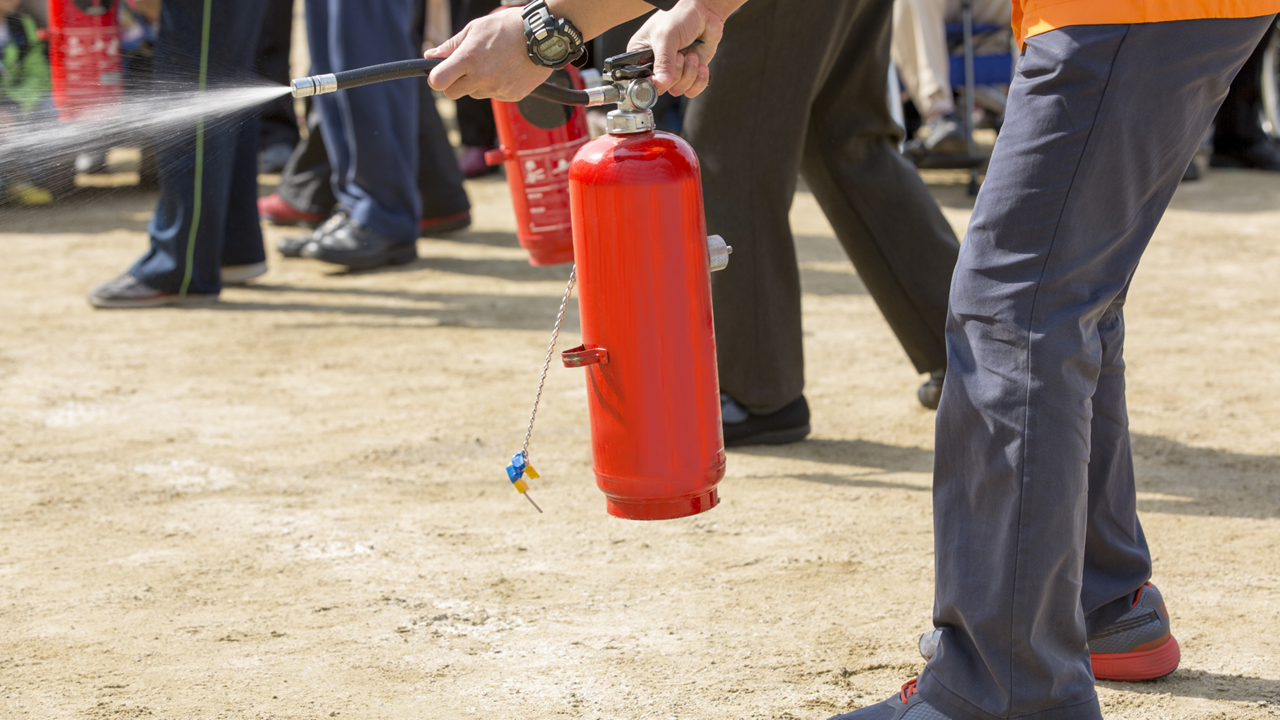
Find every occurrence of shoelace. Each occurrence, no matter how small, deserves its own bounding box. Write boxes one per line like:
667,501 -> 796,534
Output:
900,678 -> 919,704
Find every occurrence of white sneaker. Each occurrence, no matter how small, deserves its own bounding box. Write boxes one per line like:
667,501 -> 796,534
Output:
222,261 -> 268,286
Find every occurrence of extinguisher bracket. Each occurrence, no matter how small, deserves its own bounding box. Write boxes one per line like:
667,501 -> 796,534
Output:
707,235 -> 732,272
562,345 -> 609,367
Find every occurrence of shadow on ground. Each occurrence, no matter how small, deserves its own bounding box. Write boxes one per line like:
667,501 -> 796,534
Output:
735,435 -> 1280,520
1102,668 -> 1280,708
217,283 -> 579,333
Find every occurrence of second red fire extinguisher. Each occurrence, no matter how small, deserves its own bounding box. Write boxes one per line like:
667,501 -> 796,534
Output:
48,0 -> 124,122
484,67 -> 590,267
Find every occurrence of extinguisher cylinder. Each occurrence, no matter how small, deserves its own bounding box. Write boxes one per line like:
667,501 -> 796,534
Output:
568,130 -> 726,521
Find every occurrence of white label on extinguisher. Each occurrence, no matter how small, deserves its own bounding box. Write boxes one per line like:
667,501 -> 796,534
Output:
517,138 -> 587,234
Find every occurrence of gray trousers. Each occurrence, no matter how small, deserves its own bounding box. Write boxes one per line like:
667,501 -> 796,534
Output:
921,17 -> 1273,720
683,0 -> 960,415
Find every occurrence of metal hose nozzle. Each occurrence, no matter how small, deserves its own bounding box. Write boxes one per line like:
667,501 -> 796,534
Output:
291,74 -> 338,98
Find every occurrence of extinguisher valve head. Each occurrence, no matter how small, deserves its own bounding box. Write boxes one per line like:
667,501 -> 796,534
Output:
623,79 -> 658,111
605,109 -> 655,135
605,79 -> 659,135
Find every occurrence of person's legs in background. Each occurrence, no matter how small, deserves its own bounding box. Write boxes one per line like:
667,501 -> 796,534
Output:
262,3 -> 470,254
300,0 -> 468,269
89,0 -> 267,308
303,0 -> 422,269
1211,23 -> 1280,171
802,0 -> 958,412
256,0 -> 300,174
260,102 -> 338,234
683,0 -> 958,447
412,0 -> 472,233
891,0 -> 1011,161
892,0 -> 964,153
452,0 -> 501,178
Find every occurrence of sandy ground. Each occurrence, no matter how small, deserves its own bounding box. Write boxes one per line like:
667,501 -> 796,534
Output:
1,151 -> 1279,720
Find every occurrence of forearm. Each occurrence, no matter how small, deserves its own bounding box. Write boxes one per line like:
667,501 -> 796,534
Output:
544,0 -> 659,41
427,0 -> 751,101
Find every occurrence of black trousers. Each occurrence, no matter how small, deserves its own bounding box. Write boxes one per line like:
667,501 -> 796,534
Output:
451,0 -> 500,148
683,0 -> 959,415
1213,22 -> 1276,154
256,0 -> 300,152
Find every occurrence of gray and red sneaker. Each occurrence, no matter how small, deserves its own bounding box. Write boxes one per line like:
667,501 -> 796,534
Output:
916,582 -> 1179,683
828,678 -> 952,720
1088,581 -> 1180,681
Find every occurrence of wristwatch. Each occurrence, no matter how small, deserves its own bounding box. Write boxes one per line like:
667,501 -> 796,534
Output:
522,0 -> 585,69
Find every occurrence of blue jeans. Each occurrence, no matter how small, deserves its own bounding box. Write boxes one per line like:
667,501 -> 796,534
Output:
308,0 -> 428,243
130,0 -> 267,295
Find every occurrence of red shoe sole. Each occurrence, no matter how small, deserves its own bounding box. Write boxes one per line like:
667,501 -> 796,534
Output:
420,211 -> 471,236
258,195 -> 325,227
1092,635 -> 1180,681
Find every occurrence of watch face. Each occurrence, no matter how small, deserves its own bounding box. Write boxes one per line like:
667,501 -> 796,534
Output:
537,37 -> 570,63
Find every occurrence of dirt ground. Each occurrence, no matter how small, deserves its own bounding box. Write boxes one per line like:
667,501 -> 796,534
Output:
1,147 -> 1279,720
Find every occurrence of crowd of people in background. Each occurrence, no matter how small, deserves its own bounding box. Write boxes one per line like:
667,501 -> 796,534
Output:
5,1 -> 1279,210
0,0 -> 1274,431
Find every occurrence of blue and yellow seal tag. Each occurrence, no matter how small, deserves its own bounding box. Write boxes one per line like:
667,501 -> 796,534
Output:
506,452 -> 543,513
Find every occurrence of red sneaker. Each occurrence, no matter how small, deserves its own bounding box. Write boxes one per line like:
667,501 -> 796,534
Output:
420,211 -> 471,237
1088,582 -> 1180,681
258,193 -> 326,227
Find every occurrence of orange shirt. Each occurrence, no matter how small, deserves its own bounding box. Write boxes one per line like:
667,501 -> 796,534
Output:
1014,0 -> 1280,46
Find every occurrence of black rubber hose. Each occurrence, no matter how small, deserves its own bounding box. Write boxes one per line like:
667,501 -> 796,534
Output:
528,82 -> 591,106
332,58 -> 443,92
329,57 -> 594,105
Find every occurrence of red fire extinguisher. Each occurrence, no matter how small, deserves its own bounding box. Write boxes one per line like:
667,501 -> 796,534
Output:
286,51 -> 729,520
484,66 -> 590,267
561,75 -> 732,521
48,0 -> 124,122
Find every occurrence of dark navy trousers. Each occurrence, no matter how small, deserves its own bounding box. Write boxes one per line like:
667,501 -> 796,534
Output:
919,17 -> 1273,720
131,0 -> 267,295
307,0 -> 458,244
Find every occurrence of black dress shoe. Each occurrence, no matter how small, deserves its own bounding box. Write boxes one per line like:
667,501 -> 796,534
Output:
302,215 -> 417,269
1210,141 -> 1280,172
917,369 -> 945,410
721,394 -> 810,447
278,209 -> 348,258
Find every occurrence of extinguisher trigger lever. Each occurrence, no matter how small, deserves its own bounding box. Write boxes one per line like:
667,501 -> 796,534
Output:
602,40 -> 704,81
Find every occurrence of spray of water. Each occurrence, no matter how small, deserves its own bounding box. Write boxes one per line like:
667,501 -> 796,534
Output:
0,84 -> 291,165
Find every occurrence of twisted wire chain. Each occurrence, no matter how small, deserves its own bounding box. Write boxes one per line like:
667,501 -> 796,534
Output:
522,265 -> 577,459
